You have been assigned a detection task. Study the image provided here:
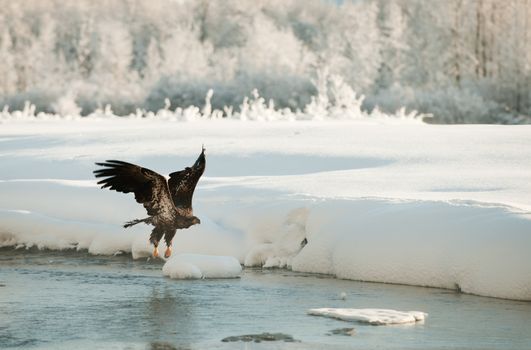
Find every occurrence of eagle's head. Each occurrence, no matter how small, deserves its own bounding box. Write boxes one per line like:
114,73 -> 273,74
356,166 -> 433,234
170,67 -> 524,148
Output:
192,216 -> 201,225
185,216 -> 201,228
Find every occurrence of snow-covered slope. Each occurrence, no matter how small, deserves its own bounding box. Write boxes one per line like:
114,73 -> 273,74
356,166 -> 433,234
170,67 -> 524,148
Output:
1,119 -> 530,300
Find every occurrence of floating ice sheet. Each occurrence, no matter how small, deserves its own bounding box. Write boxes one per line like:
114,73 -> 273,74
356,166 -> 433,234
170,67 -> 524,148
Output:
308,308 -> 427,325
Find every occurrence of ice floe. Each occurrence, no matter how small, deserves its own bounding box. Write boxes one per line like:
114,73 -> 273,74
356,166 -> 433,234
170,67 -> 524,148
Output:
308,308 -> 427,325
162,253 -> 242,279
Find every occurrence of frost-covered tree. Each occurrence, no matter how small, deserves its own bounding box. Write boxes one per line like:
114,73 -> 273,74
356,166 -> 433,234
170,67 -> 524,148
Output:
506,0 -> 531,113
76,19 -> 95,79
93,21 -> 134,85
26,14 -> 57,90
144,37 -> 163,84
240,12 -> 305,75
160,26 -> 212,79
0,0 -> 530,122
0,27 -> 17,96
322,1 -> 381,93
376,0 -> 408,88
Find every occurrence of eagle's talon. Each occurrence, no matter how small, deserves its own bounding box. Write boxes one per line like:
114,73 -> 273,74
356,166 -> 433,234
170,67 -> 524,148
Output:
164,247 -> 172,258
153,247 -> 159,258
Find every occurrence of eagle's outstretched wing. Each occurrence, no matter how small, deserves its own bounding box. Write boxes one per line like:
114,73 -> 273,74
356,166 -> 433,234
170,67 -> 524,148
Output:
93,160 -> 175,217
168,148 -> 206,213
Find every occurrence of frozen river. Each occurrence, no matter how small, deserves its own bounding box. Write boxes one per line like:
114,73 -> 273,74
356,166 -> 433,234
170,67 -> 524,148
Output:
1,248 -> 530,350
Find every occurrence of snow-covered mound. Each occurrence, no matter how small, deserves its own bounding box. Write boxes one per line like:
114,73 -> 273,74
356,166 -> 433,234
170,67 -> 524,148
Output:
1,119 -> 531,301
162,254 -> 242,279
291,200 -> 531,301
308,308 -> 427,325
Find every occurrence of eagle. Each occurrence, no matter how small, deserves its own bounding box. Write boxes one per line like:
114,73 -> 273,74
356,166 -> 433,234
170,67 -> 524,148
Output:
93,147 -> 206,258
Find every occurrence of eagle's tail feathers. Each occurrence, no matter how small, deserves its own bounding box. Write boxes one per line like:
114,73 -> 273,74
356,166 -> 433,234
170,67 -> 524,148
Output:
123,218 -> 150,228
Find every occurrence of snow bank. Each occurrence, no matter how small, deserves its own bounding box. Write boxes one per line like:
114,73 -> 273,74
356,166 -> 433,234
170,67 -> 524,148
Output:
162,254 -> 242,279
243,207 -> 309,268
1,120 -> 531,301
0,209 -> 133,254
292,200 -> 531,301
308,308 -> 427,325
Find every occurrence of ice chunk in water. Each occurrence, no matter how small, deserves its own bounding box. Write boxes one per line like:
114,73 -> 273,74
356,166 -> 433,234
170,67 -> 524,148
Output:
162,253 -> 242,279
308,308 -> 427,325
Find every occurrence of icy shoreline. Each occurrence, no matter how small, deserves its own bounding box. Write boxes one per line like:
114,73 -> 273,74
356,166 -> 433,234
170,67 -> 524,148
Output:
1,120 -> 530,301
1,192 -> 530,301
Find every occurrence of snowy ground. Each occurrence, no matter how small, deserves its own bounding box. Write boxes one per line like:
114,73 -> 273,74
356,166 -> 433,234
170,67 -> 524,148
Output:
1,118 -> 530,301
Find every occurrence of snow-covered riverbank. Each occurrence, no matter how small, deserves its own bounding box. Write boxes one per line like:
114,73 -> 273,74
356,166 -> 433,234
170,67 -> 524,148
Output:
1,119 -> 530,300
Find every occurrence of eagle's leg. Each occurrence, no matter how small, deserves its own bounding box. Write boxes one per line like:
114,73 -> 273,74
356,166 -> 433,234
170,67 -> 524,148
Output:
150,227 -> 164,258
164,229 -> 177,258
164,245 -> 172,259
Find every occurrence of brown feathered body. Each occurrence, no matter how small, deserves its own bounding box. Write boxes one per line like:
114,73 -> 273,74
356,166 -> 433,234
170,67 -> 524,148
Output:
93,148 -> 205,248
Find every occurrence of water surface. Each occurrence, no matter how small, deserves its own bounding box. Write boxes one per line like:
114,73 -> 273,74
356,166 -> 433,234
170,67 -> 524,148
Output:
1,248 -> 530,349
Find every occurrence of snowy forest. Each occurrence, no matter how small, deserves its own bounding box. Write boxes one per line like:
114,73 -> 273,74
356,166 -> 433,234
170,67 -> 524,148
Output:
0,0 -> 530,123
